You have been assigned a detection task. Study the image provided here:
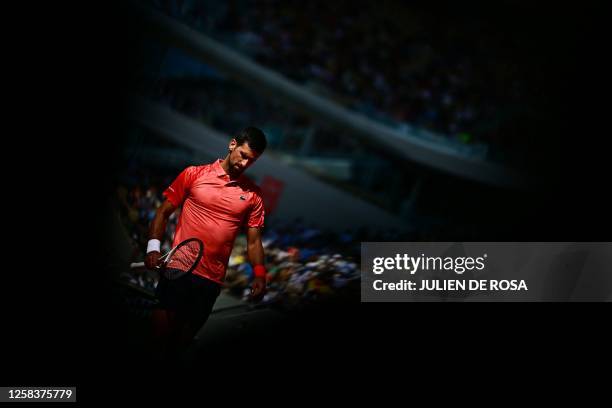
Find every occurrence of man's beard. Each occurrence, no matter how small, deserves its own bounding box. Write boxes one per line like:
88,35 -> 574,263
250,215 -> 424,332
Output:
229,163 -> 243,177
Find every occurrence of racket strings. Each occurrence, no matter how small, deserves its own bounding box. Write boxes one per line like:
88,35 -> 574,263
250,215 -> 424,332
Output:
163,240 -> 203,279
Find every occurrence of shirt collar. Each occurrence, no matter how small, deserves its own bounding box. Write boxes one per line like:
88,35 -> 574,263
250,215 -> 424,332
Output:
214,158 -> 228,178
214,158 -> 242,183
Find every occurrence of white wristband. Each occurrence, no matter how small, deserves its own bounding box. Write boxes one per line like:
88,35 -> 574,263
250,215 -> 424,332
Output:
147,239 -> 161,253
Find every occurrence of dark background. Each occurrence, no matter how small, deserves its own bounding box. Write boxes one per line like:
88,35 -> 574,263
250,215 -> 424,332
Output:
2,0 -> 609,398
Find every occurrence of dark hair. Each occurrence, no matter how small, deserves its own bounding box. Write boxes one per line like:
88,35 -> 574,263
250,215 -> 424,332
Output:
235,126 -> 267,153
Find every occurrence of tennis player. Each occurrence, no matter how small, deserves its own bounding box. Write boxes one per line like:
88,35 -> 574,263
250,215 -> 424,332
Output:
144,127 -> 268,361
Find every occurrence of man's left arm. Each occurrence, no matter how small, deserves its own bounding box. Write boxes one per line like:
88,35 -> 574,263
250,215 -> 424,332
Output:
246,226 -> 266,300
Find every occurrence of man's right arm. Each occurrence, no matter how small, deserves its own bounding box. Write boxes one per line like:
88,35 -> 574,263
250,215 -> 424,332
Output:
144,199 -> 178,269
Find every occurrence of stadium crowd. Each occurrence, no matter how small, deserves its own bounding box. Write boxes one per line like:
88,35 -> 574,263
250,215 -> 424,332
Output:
147,0 -> 527,155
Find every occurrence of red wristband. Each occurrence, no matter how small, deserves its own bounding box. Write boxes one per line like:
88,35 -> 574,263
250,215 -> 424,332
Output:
253,264 -> 267,279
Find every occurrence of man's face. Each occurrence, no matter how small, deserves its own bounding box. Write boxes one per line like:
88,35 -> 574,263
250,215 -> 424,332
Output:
228,140 -> 261,177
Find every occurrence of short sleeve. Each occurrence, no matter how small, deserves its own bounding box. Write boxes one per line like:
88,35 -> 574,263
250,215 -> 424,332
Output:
163,166 -> 196,207
246,191 -> 265,228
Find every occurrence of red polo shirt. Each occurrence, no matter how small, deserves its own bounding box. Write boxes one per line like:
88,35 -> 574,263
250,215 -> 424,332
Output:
162,159 -> 265,284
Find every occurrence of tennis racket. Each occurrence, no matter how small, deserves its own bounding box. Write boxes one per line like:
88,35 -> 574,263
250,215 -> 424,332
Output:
130,238 -> 204,280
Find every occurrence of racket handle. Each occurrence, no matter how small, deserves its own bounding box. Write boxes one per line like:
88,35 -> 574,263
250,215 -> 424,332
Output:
130,262 -> 145,269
